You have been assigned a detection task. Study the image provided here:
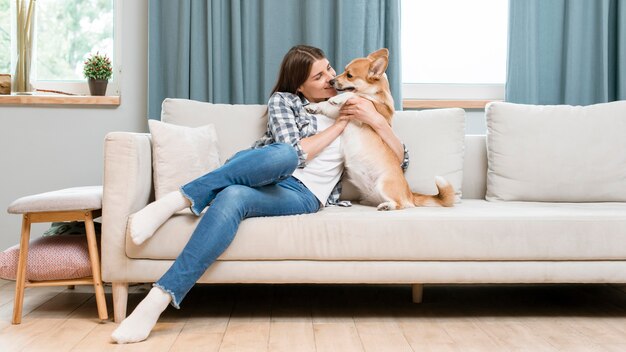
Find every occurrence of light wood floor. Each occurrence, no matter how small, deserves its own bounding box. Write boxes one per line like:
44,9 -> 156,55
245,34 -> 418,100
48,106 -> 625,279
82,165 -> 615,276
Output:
2,279 -> 626,351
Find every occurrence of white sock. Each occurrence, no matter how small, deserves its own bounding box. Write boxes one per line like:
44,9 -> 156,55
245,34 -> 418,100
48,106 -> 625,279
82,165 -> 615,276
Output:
128,191 -> 190,245
111,286 -> 172,344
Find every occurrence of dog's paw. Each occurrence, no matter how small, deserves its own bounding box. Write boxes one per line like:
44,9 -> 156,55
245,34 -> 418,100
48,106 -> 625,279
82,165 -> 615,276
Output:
377,201 -> 397,211
329,92 -> 356,106
305,103 -> 321,114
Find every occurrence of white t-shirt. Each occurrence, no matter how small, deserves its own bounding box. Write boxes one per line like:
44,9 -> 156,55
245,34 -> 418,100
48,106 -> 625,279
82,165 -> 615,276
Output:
292,114 -> 344,206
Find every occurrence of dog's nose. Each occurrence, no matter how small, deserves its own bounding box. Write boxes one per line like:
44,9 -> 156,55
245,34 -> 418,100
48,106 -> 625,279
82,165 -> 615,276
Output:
329,79 -> 336,86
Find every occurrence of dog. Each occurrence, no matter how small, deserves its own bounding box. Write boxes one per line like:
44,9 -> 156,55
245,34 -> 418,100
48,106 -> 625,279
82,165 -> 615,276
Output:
306,48 -> 455,210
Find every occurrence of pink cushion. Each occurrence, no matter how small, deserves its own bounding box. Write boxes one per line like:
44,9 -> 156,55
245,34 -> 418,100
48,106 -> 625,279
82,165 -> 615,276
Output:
0,235 -> 93,281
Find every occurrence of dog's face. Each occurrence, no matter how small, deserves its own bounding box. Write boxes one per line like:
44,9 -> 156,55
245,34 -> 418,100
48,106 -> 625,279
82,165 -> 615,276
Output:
331,48 -> 389,96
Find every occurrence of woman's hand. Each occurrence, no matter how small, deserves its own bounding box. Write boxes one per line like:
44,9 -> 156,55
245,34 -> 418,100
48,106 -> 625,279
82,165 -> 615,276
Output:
339,96 -> 405,164
339,96 -> 387,129
334,114 -> 351,129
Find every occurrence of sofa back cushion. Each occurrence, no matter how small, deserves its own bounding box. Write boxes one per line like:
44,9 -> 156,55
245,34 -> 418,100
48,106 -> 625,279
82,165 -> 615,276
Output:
340,108 -> 466,202
485,101 -> 626,202
161,98 -> 267,163
161,99 -> 466,201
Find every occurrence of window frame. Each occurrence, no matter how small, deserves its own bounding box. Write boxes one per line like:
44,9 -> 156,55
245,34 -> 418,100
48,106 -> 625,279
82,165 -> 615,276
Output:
400,0 -> 507,104
402,83 -> 505,101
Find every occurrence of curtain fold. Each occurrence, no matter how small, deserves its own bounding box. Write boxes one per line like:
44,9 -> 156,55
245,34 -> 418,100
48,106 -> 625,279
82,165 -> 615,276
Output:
506,0 -> 626,105
148,0 -> 401,119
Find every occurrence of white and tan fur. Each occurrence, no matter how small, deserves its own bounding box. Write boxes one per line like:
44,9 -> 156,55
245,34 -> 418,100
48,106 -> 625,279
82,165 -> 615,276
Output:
307,48 -> 454,210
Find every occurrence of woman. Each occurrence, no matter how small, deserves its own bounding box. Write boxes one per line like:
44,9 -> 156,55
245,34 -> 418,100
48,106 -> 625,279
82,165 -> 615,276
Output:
111,45 -> 408,344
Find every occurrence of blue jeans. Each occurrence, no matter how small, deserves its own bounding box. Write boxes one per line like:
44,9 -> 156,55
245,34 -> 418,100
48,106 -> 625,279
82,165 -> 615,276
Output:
155,143 -> 320,308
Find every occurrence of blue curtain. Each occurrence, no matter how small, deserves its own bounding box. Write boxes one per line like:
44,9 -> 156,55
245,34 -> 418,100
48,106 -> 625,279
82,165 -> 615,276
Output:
148,0 -> 401,119
506,0 -> 626,105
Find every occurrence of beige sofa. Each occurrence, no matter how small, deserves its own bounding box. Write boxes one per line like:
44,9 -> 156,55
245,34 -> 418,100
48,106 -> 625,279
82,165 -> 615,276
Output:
102,98 -> 626,323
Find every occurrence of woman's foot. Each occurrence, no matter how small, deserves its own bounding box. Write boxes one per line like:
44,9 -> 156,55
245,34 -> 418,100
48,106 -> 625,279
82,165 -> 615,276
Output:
111,287 -> 172,344
128,191 -> 190,245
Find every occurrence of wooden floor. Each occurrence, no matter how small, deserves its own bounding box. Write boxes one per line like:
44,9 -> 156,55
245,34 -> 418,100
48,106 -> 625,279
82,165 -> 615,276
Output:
2,279 -> 626,351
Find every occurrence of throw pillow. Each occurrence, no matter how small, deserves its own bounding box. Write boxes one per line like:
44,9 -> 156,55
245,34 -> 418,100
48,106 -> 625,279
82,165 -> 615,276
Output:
340,108 -> 466,203
149,120 -> 220,199
485,101 -> 626,202
0,235 -> 93,281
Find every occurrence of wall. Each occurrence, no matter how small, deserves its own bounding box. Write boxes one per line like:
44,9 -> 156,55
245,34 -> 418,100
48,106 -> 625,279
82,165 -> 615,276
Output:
0,0 -> 148,250
465,110 -> 487,135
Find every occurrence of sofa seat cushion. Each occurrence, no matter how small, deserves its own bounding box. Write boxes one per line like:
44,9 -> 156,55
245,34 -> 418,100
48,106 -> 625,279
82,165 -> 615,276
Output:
126,200 -> 626,261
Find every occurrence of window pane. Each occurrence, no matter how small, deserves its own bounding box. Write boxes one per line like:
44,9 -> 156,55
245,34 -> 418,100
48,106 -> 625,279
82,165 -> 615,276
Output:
36,0 -> 113,81
0,0 -> 9,73
401,0 -> 508,84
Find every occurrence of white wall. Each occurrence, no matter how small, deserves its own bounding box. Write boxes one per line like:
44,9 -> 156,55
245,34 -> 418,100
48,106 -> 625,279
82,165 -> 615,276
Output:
465,110 -> 487,135
0,0 -> 148,250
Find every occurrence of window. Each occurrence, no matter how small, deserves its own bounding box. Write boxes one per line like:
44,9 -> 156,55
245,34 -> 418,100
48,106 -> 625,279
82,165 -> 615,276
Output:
401,0 -> 508,100
2,0 -> 116,95
36,0 -> 114,81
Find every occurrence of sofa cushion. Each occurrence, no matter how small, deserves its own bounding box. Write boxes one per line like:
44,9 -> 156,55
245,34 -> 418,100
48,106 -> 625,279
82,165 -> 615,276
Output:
339,108 -> 466,202
127,200 -> 626,262
149,120 -> 220,199
486,101 -> 626,202
161,98 -> 267,163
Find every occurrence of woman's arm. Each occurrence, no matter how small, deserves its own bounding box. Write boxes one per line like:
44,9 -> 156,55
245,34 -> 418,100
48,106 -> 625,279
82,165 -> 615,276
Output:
268,93 -> 348,165
339,97 -> 405,163
300,117 -> 348,161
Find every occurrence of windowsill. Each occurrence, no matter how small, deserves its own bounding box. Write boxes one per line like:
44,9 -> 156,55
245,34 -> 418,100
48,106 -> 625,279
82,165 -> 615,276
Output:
402,99 -> 498,109
0,94 -> 120,106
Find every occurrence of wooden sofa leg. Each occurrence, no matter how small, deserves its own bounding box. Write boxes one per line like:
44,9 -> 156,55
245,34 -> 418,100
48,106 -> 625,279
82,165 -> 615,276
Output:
412,284 -> 424,303
112,282 -> 129,323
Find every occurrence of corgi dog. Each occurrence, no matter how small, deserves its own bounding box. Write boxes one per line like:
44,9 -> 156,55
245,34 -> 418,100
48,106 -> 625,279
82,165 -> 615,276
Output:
306,48 -> 454,210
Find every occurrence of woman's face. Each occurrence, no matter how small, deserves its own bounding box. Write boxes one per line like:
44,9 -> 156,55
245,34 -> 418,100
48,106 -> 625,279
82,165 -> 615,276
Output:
298,58 -> 337,103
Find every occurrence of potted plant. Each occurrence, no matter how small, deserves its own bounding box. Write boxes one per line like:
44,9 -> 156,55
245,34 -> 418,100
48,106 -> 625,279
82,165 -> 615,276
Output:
83,52 -> 112,96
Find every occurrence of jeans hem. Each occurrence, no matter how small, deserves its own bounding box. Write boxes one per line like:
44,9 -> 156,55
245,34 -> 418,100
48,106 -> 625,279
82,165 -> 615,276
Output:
153,283 -> 181,309
179,186 -> 201,216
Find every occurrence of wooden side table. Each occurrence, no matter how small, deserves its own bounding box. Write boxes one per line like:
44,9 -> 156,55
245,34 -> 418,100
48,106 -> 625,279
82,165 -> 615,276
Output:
7,186 -> 107,324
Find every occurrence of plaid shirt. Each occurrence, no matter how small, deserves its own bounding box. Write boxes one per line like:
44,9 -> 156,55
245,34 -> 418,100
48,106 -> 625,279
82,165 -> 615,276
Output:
253,92 -> 410,206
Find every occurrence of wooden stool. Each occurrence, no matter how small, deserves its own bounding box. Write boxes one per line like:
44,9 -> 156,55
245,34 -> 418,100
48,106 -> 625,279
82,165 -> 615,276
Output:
7,186 -> 107,324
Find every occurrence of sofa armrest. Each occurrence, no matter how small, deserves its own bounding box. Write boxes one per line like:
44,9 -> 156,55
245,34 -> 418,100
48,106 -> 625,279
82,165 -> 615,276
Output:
101,132 -> 153,282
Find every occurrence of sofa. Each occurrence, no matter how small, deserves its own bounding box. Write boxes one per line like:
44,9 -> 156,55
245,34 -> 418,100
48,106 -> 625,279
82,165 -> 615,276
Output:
102,98 -> 626,323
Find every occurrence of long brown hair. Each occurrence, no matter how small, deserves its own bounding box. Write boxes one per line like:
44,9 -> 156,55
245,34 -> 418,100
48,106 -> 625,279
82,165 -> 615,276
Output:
271,45 -> 326,98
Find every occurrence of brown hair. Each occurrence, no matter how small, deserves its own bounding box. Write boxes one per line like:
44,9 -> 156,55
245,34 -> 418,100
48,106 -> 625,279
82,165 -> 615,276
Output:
271,45 -> 326,97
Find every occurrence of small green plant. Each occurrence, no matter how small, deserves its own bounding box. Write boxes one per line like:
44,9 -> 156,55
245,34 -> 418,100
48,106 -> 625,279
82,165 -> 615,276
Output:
83,52 -> 113,80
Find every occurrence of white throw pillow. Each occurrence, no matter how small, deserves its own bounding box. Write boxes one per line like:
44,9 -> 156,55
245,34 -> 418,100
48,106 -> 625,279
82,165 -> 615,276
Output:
340,108 -> 466,202
486,101 -> 626,202
149,120 -> 220,199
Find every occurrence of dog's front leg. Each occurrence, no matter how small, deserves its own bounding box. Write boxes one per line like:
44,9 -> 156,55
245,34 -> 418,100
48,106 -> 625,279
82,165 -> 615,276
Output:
305,101 -> 341,118
305,92 -> 357,118
328,92 -> 357,106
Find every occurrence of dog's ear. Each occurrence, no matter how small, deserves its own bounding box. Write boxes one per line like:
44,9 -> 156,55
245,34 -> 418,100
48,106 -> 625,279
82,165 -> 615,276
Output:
367,48 -> 389,60
368,55 -> 389,80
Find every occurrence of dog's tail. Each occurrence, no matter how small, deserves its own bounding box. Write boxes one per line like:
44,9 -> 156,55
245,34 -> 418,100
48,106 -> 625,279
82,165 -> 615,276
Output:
412,176 -> 455,207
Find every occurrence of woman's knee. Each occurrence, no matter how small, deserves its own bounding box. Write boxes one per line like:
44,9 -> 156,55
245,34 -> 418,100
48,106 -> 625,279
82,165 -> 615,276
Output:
268,143 -> 299,170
